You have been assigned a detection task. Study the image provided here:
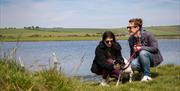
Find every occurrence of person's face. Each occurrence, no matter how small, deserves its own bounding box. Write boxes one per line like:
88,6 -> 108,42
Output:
104,37 -> 113,47
127,22 -> 140,36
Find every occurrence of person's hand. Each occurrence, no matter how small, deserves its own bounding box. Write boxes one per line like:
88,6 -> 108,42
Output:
113,63 -> 120,70
134,44 -> 142,52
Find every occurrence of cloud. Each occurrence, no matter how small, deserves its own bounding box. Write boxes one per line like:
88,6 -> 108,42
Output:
0,0 -> 179,28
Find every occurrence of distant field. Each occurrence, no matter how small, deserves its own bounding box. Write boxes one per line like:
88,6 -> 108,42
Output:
0,25 -> 180,41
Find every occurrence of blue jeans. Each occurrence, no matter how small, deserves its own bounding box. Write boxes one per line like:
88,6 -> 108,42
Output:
131,50 -> 153,76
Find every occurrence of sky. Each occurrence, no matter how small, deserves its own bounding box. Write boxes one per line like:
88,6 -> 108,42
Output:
0,0 -> 180,28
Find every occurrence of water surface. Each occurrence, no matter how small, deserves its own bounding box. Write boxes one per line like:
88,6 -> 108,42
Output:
0,39 -> 180,76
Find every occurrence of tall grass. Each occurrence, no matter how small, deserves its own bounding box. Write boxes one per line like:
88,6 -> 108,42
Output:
0,58 -> 180,91
0,58 -> 78,91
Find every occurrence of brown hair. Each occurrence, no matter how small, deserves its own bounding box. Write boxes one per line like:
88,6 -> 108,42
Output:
129,18 -> 143,29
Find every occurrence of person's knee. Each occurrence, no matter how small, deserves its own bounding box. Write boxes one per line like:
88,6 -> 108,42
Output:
139,50 -> 150,57
131,61 -> 135,67
139,50 -> 152,67
131,61 -> 138,70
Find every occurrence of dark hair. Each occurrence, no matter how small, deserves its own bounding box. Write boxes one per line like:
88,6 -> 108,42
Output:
129,18 -> 143,29
102,31 -> 120,50
102,31 -> 116,42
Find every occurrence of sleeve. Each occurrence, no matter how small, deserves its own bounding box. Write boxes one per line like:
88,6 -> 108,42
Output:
95,47 -> 114,72
115,43 -> 124,64
141,33 -> 158,53
128,37 -> 134,56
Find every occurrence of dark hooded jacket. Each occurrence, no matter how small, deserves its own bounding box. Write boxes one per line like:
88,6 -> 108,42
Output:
128,30 -> 163,67
91,41 -> 124,74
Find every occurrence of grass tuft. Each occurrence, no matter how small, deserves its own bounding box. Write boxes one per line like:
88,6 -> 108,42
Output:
0,58 -> 180,91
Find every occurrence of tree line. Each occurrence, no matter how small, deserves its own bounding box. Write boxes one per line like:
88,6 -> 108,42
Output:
1,26 -> 40,30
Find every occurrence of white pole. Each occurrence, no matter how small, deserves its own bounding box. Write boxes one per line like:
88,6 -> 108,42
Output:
52,52 -> 60,71
18,57 -> 24,68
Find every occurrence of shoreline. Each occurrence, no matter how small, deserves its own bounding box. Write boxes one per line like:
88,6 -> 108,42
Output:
0,36 -> 180,42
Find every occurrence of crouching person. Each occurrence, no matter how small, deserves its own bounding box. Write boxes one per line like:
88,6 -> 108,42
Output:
91,31 -> 124,86
127,18 -> 163,81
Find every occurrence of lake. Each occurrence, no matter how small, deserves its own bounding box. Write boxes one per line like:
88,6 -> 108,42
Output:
0,39 -> 180,76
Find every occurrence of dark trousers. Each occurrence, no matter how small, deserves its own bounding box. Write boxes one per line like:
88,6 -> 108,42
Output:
96,58 -> 120,79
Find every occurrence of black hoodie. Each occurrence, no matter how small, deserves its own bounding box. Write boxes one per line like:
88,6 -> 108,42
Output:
91,41 -> 124,74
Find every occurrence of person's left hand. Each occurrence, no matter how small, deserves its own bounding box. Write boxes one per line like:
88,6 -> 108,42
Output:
134,44 -> 142,52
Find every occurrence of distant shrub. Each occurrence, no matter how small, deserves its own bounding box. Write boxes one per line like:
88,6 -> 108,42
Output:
49,35 -> 53,37
68,35 -> 78,37
92,34 -> 96,37
43,35 -> 48,37
85,34 -> 91,37
0,35 -> 4,37
29,34 -> 41,37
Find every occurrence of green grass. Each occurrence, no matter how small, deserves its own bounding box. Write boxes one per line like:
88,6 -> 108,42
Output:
0,58 -> 180,91
0,25 -> 180,41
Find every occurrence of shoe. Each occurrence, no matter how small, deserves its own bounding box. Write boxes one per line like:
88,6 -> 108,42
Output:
100,80 -> 110,86
141,75 -> 152,81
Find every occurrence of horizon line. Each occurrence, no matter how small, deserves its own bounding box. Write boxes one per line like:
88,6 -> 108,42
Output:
0,25 -> 179,29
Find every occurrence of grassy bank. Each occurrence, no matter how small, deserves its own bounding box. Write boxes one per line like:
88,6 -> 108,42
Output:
0,25 -> 180,41
0,58 -> 180,91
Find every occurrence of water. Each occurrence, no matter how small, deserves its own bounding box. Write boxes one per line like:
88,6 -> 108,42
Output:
0,39 -> 180,76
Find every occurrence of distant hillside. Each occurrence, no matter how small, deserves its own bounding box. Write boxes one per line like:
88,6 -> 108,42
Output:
0,25 -> 180,41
